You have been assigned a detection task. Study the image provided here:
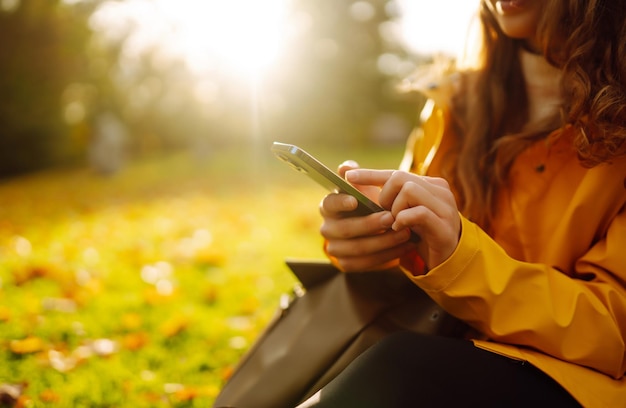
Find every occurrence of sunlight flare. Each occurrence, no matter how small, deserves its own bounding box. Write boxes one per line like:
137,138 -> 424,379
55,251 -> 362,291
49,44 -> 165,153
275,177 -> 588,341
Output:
396,0 -> 478,56
90,0 -> 291,80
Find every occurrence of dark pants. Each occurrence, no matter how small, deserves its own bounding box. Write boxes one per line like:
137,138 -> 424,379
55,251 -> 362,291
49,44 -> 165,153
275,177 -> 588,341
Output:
298,331 -> 581,408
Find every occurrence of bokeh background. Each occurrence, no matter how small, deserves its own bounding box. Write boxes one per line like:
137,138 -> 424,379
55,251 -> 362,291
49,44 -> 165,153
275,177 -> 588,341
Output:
0,0 -> 476,406
0,0 -> 478,177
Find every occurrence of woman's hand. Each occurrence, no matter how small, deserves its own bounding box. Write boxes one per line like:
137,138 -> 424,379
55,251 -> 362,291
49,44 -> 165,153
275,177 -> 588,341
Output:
346,169 -> 461,270
319,161 -> 415,272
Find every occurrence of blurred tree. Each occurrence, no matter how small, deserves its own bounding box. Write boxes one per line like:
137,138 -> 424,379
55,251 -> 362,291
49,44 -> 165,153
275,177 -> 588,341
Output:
0,0 -> 428,177
263,0 -> 425,148
83,0 -> 426,155
0,0 -> 97,178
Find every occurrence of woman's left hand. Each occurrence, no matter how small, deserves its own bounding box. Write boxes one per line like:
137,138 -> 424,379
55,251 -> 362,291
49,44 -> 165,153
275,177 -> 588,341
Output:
346,169 -> 461,270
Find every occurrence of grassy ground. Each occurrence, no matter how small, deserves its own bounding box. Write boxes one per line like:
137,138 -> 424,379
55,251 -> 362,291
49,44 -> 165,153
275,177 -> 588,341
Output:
0,142 -> 404,407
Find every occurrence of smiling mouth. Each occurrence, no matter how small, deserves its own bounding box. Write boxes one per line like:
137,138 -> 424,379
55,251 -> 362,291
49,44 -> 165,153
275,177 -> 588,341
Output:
495,0 -> 528,14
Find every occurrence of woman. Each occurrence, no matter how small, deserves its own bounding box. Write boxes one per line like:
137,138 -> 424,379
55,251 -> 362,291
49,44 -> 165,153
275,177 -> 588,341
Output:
301,0 -> 626,406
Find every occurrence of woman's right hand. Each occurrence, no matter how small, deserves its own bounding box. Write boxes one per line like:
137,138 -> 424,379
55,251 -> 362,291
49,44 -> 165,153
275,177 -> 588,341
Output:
319,161 -> 415,272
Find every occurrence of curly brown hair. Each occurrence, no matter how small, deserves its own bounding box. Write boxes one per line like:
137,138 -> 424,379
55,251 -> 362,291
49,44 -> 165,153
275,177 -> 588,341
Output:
449,0 -> 626,229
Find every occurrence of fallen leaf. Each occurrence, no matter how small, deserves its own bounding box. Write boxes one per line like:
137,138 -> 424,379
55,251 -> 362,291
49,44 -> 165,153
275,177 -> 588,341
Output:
172,386 -> 198,402
90,338 -> 118,357
220,366 -> 234,382
227,336 -> 247,350
39,389 -> 60,403
193,249 -> 225,267
167,385 -> 216,403
15,395 -> 32,408
202,285 -> 219,305
122,332 -> 149,351
42,297 -> 77,313
143,287 -> 175,305
226,316 -> 252,331
48,350 -> 78,373
10,336 -> 44,354
141,392 -> 164,404
0,306 -> 11,322
239,297 -> 260,315
0,383 -> 26,405
160,316 -> 189,338
72,345 -> 93,362
121,313 -> 142,330
163,383 -> 184,394
13,267 -> 49,286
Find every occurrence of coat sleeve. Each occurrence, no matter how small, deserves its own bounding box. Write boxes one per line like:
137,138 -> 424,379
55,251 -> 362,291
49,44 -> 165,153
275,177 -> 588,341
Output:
401,212 -> 626,380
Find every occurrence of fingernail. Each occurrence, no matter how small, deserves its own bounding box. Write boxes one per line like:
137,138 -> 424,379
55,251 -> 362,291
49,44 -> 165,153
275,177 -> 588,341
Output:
345,170 -> 357,182
380,212 -> 394,228
343,195 -> 357,209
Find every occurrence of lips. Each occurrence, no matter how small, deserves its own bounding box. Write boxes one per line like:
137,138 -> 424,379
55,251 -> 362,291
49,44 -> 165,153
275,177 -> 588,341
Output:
495,0 -> 529,13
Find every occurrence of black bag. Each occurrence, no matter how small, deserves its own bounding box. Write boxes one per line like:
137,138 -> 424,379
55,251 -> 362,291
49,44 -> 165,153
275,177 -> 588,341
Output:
213,259 -> 467,408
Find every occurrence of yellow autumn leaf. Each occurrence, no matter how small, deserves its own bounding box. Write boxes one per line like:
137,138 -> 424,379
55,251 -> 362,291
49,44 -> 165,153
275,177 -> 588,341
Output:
159,316 -> 189,338
121,313 -> 142,330
143,287 -> 176,305
239,296 -> 260,315
172,387 -> 198,402
202,285 -> 219,305
13,266 -> 48,286
203,384 -> 220,399
221,366 -> 235,382
10,336 -> 44,354
166,384 -> 215,402
0,306 -> 11,322
193,248 -> 226,266
15,395 -> 32,408
122,332 -> 149,351
39,389 -> 60,403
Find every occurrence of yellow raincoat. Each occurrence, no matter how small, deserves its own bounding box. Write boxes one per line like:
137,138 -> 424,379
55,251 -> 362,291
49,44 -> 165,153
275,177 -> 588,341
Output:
399,100 -> 626,407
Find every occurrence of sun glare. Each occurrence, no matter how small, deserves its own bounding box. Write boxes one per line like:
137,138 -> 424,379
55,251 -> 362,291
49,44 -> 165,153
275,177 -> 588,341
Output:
91,0 -> 291,81
89,0 -> 481,82
396,0 -> 478,57
159,0 -> 289,78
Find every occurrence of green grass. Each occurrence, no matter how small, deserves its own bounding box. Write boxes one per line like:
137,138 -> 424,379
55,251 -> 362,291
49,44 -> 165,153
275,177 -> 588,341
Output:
0,142 -> 404,407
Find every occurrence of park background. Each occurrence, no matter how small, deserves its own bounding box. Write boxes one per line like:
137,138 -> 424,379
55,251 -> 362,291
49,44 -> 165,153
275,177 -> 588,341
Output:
0,0 -> 475,406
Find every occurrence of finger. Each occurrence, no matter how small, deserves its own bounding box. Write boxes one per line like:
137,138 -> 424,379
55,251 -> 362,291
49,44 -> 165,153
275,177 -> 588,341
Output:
393,206 -> 460,267
388,181 -> 446,220
319,193 -> 358,217
345,169 -> 395,187
320,210 -> 395,240
392,205 -> 439,233
325,232 -> 414,272
381,173 -> 454,218
420,175 -> 451,189
324,228 -> 411,257
335,243 -> 414,272
348,170 -> 428,211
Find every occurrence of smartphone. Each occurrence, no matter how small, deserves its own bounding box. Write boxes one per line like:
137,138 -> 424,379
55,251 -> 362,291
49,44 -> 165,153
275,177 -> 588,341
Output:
271,142 -> 383,216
